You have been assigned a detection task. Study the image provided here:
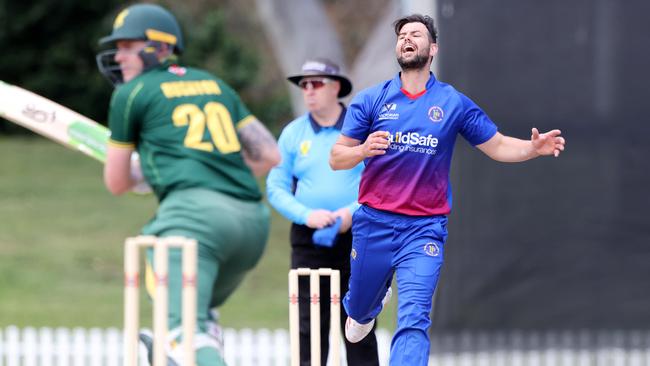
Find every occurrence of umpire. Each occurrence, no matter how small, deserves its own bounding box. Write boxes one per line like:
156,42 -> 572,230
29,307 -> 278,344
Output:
267,58 -> 380,365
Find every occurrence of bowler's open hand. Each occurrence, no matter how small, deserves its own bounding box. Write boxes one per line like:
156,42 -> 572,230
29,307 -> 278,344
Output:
531,128 -> 566,157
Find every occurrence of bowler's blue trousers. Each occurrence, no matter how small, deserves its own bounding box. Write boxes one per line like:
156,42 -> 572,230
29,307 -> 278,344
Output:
343,205 -> 448,366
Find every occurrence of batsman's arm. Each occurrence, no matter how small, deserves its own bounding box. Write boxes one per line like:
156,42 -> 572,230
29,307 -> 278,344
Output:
104,144 -> 137,195
237,117 -> 281,177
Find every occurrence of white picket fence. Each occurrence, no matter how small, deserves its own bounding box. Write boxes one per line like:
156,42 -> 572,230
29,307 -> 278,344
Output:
0,326 -> 392,365
1,327 -> 650,365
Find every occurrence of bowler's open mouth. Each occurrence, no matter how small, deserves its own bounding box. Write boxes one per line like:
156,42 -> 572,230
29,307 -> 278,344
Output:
402,44 -> 416,53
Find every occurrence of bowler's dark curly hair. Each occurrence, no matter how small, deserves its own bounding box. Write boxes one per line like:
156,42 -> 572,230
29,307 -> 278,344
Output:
393,14 -> 437,43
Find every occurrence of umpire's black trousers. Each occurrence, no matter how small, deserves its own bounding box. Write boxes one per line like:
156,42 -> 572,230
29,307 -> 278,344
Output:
291,223 -> 380,366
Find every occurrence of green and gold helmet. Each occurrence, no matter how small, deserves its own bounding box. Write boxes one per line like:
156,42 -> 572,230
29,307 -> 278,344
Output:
96,4 -> 183,85
100,3 -> 183,53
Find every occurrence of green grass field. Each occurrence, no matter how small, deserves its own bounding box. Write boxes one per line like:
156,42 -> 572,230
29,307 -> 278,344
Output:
0,135 -> 397,331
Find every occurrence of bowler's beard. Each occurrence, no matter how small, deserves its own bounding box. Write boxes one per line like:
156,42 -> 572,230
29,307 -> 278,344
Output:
397,51 -> 430,71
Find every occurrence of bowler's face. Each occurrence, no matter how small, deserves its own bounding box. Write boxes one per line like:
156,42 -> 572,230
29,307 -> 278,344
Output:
395,22 -> 437,69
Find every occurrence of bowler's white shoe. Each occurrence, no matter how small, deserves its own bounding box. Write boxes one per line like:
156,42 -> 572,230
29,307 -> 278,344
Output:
345,287 -> 393,343
345,317 -> 375,343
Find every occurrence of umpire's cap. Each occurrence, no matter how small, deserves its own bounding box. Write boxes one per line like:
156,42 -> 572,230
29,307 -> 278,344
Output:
287,58 -> 352,98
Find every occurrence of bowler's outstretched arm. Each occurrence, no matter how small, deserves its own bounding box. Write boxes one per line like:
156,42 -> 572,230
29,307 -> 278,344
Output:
477,128 -> 566,162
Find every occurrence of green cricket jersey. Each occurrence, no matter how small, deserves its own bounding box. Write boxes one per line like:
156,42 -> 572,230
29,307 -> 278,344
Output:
107,62 -> 261,201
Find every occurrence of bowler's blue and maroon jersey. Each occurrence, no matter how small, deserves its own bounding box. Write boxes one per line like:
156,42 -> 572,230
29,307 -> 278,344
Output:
341,73 -> 498,216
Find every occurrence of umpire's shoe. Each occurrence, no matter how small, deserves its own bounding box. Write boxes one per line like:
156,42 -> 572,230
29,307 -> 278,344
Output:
139,330 -> 179,366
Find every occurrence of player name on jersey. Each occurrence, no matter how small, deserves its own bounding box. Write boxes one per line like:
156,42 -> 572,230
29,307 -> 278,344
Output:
160,80 -> 222,98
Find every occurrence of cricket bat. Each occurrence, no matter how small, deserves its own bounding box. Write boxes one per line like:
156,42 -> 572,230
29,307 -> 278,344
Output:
0,80 -> 109,162
0,80 -> 151,194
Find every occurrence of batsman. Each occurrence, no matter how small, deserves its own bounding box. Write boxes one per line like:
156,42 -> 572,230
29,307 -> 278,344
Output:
96,3 -> 280,365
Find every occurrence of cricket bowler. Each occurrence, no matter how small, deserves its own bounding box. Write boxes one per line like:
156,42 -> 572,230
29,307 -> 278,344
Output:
330,14 -> 566,365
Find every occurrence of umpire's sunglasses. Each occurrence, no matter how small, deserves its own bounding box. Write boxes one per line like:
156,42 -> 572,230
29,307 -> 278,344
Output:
298,78 -> 332,90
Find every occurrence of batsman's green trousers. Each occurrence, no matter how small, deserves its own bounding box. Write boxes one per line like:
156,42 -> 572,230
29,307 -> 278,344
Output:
142,187 -> 270,365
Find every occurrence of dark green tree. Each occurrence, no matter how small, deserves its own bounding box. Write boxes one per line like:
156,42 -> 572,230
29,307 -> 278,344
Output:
0,0 -> 126,133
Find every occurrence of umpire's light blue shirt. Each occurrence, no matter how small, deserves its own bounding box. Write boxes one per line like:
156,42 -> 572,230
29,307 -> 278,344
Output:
266,108 -> 363,225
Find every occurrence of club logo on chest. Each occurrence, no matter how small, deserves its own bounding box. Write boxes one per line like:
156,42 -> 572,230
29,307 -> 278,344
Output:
428,106 -> 444,122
